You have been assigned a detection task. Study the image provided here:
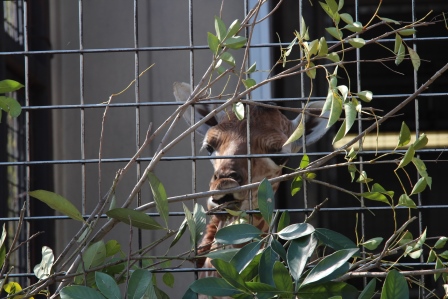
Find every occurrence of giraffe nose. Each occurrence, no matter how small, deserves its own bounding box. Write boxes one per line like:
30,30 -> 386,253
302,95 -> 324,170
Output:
213,171 -> 242,184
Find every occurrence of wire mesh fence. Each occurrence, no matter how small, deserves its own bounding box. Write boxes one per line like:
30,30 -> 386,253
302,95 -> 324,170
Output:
1,0 -> 448,297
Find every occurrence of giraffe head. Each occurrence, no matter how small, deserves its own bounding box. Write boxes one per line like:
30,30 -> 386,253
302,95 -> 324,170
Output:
174,82 -> 329,214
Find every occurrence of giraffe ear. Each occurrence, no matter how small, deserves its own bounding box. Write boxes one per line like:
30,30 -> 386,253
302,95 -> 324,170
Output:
289,101 -> 329,153
173,82 -> 221,136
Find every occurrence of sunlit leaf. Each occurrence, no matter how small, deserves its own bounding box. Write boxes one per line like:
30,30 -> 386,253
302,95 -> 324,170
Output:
287,235 -> 318,281
381,270 -> 409,299
169,217 -> 187,249
398,28 -> 416,36
226,19 -> 241,39
410,177 -> 427,195
318,37 -> 328,56
344,22 -> 363,33
397,144 -> 415,169
207,32 -> 220,55
284,118 -> 304,146
348,37 -> 365,48
232,102 -> 245,121
242,78 -> 256,89
327,93 -> 342,128
230,241 -> 262,272
193,203 -> 206,245
29,190 -> 84,222
413,133 -> 428,150
380,17 -> 400,25
435,237 -> 448,249
427,249 -> 436,263
214,16 -> 227,41
0,96 -> 22,118
344,101 -> 357,135
223,36 -> 247,49
397,194 -> 417,209
306,61 -> 316,79
215,224 -> 262,245
315,228 -> 358,252
301,248 -> 358,286
396,43 -> 405,66
355,90 -> 373,102
246,62 -> 256,74
291,175 -> 303,196
183,204 -> 197,248
277,223 -> 314,240
327,52 -> 340,63
33,246 -> 54,280
220,52 -> 235,66
332,119 -> 346,144
394,34 -> 403,54
0,80 -> 24,93
356,171 -> 373,184
148,172 -> 169,228
300,16 -> 309,40
361,237 -> 383,250
326,27 -> 343,40
340,13 -> 353,24
407,46 -> 420,71
106,208 -> 164,230
360,191 -> 389,204
397,122 -> 411,147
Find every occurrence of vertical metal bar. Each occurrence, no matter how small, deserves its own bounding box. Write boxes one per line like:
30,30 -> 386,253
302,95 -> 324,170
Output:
189,0 -> 196,198
354,0 -> 367,287
22,0 -> 31,282
133,0 -> 143,260
78,0 -> 86,214
411,0 -> 424,295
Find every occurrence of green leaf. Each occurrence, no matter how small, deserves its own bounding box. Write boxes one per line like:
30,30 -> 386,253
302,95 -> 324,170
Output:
284,118 -> 304,146
394,34 -> 403,54
360,192 -> 389,204
326,27 -> 343,40
220,52 -> 235,66
395,43 -> 405,65
291,175 -> 303,196
207,32 -> 220,55
0,80 -> 24,93
397,194 -> 417,209
148,172 -> 169,228
240,252 -> 262,281
189,277 -> 243,297
337,85 -> 348,101
162,272 -> 175,288
226,19 -> 241,39
0,96 -> 22,118
95,272 -> 121,299
439,250 -> 448,260
259,247 -> 278,286
169,217 -> 187,248
299,16 -> 309,40
332,119 -> 346,144
410,177 -> 427,195
361,237 -> 383,250
344,22 -> 363,33
242,78 -> 256,89
232,102 -> 245,120
348,164 -> 356,182
277,223 -> 314,240
29,190 -> 84,222
193,203 -> 206,246
205,248 -> 239,262
327,93 -> 342,128
380,17 -> 400,25
315,228 -> 358,251
258,178 -> 275,226
106,208 -> 163,230
215,223 -> 262,245
278,211 -> 290,232
327,52 -> 340,63
287,235 -> 318,281
355,90 -> 373,102
381,269 -> 409,299
183,204 -> 197,248
318,37 -> 328,56
427,249 -> 436,263
245,282 -> 284,299
247,62 -> 256,74
344,101 -> 357,134
306,61 -> 316,79
298,282 -> 358,299
340,13 -> 353,24
273,261 -> 294,295
127,269 -> 152,299
435,237 -> 448,249
407,46 -> 420,71
301,248 -> 358,286
75,241 -> 106,285
408,249 -> 423,259
358,279 -> 376,299
435,257 -> 444,281
348,38 -> 365,48
397,122 -> 411,147
211,259 -> 247,291
0,224 -> 6,269
398,28 -> 416,36
60,286 -> 106,299
105,240 -> 121,257
270,238 -> 287,261
214,16 -> 227,41
356,171 -> 373,184
397,144 -> 415,169
223,36 -> 247,49
230,241 -> 262,272
413,133 -> 428,150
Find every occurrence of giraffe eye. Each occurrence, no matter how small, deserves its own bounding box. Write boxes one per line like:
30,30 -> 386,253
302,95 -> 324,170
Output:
270,152 -> 288,165
205,144 -> 214,156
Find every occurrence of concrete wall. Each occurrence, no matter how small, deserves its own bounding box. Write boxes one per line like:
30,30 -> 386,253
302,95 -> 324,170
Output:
50,0 -> 244,295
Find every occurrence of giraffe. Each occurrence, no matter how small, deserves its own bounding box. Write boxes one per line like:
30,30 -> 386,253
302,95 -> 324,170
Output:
174,82 -> 329,298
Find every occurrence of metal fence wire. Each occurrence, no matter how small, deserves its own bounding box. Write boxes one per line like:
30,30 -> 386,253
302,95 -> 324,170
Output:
1,0 -> 448,298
